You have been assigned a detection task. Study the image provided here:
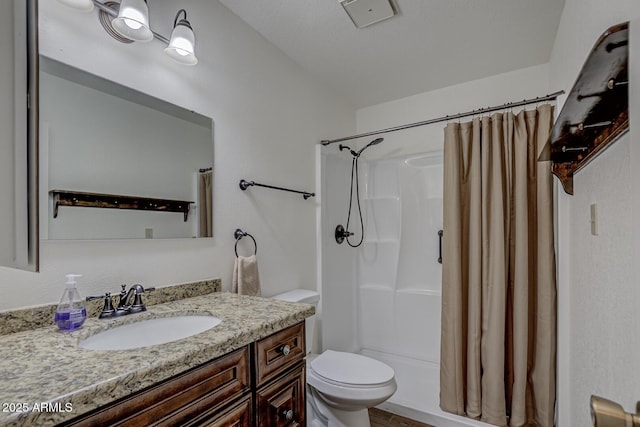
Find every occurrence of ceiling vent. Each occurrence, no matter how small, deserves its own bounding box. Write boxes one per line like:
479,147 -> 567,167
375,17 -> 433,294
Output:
340,0 -> 396,29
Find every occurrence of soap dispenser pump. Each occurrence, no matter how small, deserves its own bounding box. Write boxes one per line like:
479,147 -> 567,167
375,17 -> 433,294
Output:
54,274 -> 87,331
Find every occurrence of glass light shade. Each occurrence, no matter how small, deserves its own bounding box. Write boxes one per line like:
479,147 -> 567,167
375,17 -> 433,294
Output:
111,0 -> 153,42
56,0 -> 94,12
164,23 -> 198,65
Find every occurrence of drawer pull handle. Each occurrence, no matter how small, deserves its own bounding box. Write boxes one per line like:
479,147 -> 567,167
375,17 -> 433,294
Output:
280,344 -> 291,356
282,409 -> 294,421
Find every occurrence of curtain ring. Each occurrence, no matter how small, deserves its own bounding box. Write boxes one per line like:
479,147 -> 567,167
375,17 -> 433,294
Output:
234,229 -> 257,257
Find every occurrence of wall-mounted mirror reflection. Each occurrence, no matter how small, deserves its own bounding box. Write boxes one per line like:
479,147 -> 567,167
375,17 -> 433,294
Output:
39,57 -> 214,240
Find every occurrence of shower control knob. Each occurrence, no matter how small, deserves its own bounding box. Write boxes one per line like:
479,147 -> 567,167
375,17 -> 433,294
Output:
334,224 -> 353,244
280,344 -> 291,356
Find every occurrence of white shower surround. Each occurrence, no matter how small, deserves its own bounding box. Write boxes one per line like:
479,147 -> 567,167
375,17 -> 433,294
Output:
320,150 -> 490,426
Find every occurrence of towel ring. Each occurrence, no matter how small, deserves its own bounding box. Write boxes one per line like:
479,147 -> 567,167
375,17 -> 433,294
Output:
234,228 -> 257,257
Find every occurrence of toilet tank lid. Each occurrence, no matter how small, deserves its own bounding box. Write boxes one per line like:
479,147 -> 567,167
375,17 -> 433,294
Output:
272,289 -> 319,304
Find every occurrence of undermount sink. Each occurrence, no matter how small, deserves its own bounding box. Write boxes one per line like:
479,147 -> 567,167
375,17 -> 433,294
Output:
78,315 -> 222,351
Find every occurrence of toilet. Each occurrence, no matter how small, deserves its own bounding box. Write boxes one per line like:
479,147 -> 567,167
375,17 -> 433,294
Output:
272,289 -> 397,427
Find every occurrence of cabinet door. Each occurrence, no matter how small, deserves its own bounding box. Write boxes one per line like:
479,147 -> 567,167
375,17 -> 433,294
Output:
256,363 -> 305,427
62,347 -> 250,427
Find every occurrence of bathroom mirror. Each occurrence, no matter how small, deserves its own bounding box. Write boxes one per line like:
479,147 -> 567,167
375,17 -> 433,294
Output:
39,57 -> 214,240
0,0 -> 39,271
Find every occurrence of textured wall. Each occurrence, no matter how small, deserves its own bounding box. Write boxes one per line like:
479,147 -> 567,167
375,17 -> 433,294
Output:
549,1 -> 640,425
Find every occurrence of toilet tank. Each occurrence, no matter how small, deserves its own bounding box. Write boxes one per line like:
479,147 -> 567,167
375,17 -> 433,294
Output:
271,289 -> 319,354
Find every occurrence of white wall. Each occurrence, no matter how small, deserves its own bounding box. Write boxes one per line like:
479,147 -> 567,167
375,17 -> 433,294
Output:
356,63 -> 550,160
550,1 -> 640,426
0,0 -> 354,309
319,152 -> 359,353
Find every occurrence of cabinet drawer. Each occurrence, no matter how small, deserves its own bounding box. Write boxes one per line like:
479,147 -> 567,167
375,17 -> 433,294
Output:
255,322 -> 305,386
185,395 -> 253,427
256,362 -> 306,427
62,346 -> 250,427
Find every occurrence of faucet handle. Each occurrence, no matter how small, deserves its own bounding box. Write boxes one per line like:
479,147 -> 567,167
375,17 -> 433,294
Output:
129,284 -> 154,312
86,292 -> 115,318
115,284 -> 129,310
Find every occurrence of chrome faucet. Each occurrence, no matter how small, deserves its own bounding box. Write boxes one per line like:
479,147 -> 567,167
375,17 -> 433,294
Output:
87,284 -> 155,319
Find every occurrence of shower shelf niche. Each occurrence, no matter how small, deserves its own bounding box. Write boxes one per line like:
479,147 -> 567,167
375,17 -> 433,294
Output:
541,21 -> 629,195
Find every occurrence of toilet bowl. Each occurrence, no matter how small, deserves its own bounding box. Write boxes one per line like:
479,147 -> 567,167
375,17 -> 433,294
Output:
272,289 -> 397,427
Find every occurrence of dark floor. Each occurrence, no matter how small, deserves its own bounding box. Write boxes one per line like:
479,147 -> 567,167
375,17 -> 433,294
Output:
369,408 -> 434,427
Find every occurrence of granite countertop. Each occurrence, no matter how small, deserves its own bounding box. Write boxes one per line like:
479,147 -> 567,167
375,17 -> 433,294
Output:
0,292 -> 314,426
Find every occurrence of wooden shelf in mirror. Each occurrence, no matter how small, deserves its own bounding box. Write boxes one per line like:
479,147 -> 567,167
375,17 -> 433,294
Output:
541,21 -> 629,195
50,190 -> 193,221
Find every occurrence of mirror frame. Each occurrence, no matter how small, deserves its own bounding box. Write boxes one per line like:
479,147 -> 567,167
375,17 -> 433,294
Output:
2,0 -> 40,272
25,0 -> 38,271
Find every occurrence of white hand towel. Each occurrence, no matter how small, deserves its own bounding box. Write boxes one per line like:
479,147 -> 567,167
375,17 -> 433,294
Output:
232,255 -> 262,296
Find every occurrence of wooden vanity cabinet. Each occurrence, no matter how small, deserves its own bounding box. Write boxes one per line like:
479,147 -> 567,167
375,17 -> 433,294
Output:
59,322 -> 306,427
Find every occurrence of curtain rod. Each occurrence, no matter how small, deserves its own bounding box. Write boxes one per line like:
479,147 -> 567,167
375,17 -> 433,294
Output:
320,90 -> 565,146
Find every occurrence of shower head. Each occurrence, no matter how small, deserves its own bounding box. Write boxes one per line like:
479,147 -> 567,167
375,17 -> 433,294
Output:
356,137 -> 384,156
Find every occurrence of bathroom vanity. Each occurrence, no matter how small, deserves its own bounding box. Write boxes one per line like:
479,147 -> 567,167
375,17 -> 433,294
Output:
0,292 -> 313,426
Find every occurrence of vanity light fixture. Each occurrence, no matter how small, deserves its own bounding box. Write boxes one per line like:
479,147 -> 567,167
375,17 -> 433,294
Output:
164,10 -> 198,65
56,0 -> 198,65
111,0 -> 153,42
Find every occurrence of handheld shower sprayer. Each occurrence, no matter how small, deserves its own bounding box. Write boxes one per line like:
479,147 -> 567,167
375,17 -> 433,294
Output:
339,137 -> 384,158
357,137 -> 384,156
335,137 -> 384,247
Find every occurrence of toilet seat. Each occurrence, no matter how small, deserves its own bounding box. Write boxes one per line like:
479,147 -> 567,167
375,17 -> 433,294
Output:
306,350 -> 397,410
310,350 -> 395,388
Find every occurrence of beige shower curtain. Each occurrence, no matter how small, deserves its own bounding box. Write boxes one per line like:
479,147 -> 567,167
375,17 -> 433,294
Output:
199,171 -> 212,237
440,105 -> 557,427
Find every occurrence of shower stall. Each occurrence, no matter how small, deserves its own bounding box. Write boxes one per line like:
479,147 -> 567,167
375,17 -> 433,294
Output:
319,148 -> 487,427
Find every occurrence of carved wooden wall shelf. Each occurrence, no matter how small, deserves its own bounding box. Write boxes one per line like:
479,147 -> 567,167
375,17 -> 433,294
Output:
50,190 -> 193,221
542,22 -> 629,195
